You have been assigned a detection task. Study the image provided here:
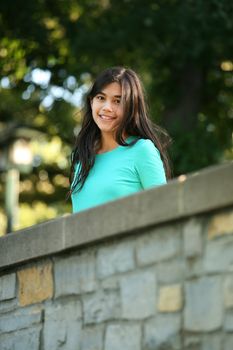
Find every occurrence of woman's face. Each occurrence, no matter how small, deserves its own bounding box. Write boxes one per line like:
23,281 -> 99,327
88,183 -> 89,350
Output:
91,82 -> 124,137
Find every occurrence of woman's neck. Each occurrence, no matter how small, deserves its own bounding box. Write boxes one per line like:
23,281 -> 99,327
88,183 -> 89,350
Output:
96,132 -> 128,154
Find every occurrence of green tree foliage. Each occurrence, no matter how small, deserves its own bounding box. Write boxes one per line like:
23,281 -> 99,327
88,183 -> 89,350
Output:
1,0 -> 233,171
64,0 -> 233,173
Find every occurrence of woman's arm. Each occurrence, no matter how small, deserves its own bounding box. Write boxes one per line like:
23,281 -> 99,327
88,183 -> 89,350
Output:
134,139 -> 167,189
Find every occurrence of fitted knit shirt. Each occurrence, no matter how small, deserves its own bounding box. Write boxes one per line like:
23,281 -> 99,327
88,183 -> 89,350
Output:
71,136 -> 167,213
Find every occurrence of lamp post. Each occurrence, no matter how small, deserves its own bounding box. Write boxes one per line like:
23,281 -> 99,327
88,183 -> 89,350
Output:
5,168 -> 20,233
0,125 -> 41,234
5,138 -> 33,233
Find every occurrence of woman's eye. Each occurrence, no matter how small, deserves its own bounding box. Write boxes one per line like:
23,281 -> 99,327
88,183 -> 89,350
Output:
96,95 -> 104,101
115,99 -> 121,104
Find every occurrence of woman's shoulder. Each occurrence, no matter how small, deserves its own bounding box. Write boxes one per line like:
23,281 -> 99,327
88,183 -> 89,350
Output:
132,137 -> 160,155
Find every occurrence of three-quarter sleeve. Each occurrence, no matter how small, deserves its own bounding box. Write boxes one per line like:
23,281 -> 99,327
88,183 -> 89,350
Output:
134,139 -> 167,189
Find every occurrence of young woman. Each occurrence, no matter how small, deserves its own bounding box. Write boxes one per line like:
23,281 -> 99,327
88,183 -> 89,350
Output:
69,66 -> 171,213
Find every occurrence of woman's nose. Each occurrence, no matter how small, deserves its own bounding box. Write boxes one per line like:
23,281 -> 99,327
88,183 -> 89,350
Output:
102,100 -> 113,111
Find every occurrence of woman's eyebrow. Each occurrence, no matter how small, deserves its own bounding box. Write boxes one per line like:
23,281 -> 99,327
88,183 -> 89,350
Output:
97,91 -> 121,98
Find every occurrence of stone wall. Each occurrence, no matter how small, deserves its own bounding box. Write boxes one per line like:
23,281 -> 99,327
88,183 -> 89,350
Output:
0,162 -> 233,350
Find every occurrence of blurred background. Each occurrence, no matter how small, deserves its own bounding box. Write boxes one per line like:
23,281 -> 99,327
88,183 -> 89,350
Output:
0,0 -> 232,235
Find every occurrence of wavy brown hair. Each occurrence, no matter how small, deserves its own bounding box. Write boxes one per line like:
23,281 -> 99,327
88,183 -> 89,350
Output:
69,66 -> 172,196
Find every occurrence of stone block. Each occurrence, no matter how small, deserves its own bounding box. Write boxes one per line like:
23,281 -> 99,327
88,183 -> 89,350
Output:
202,334 -> 223,350
0,273 -> 16,301
43,300 -> 82,350
54,251 -> 97,298
97,241 -> 134,279
224,275 -> 233,308
44,299 -> 82,321
157,259 -> 185,283
208,210 -> 233,239
224,335 -> 233,350
0,216 -> 65,270
17,261 -> 53,306
158,284 -> 183,312
83,290 -> 120,324
101,276 -> 119,290
203,235 -> 233,273
182,163 -> 233,217
185,258 -> 203,278
136,226 -> 180,266
120,270 -> 156,319
183,218 -> 202,258
184,276 -> 223,331
144,314 -> 181,350
0,326 -> 41,350
224,312 -> 233,331
0,299 -> 17,314
0,306 -> 42,333
184,335 -> 201,349
105,324 -> 141,350
81,325 -> 104,350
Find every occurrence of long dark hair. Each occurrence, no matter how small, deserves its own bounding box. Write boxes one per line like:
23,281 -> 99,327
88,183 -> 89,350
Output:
69,66 -> 172,196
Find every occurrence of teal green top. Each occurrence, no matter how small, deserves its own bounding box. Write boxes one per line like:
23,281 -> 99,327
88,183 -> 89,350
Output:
71,136 -> 167,213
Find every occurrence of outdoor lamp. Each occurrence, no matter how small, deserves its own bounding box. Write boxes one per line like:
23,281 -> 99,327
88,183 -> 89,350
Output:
10,138 -> 33,173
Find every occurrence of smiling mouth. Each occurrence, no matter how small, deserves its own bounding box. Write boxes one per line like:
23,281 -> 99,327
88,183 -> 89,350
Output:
99,114 -> 116,121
